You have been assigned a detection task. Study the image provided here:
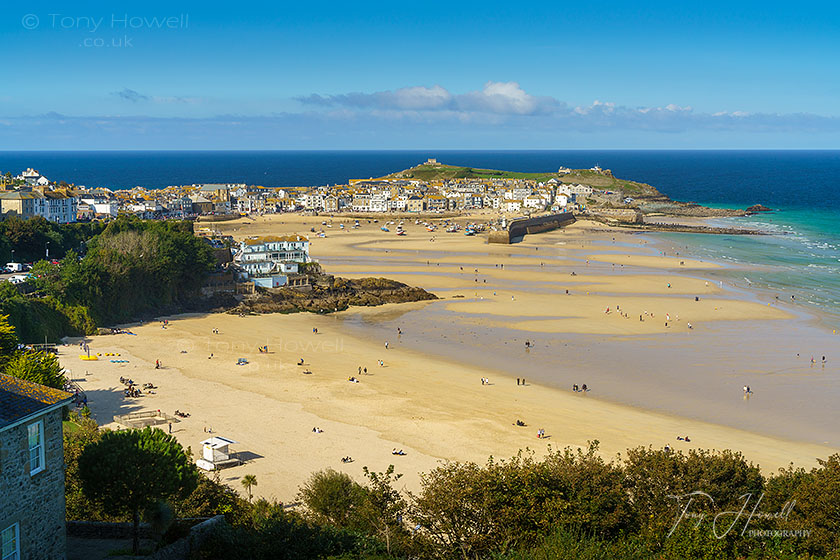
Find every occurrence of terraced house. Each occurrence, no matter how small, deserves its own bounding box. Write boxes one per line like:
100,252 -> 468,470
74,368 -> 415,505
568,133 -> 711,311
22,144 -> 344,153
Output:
0,374 -> 74,560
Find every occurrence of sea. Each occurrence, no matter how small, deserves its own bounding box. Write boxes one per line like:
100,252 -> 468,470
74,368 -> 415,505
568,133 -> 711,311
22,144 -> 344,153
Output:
1,150 -> 838,326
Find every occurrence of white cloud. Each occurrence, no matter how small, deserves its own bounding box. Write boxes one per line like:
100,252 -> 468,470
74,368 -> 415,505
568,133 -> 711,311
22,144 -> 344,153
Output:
299,81 -> 560,115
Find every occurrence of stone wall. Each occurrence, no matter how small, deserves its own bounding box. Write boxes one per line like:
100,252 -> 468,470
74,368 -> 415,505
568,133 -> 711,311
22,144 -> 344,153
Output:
148,516 -> 227,560
508,213 -> 576,241
587,208 -> 644,223
0,407 -> 67,560
487,231 -> 510,244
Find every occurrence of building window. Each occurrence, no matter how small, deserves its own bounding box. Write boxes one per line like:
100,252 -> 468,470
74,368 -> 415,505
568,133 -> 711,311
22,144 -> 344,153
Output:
28,421 -> 45,475
1,524 -> 19,560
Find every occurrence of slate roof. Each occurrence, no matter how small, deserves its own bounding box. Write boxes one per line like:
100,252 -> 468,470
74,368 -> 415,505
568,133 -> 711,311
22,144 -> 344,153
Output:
0,373 -> 73,430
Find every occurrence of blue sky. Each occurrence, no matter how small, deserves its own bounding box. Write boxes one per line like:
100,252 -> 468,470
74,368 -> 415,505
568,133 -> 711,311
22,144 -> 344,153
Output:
2,0 -> 839,149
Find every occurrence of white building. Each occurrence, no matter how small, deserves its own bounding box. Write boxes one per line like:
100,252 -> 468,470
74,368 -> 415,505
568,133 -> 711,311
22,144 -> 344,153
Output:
569,184 -> 593,197
523,195 -> 546,210
504,188 -> 532,201
236,235 -> 310,277
352,194 -> 371,213
304,193 -> 325,211
369,193 -> 389,213
0,190 -> 77,223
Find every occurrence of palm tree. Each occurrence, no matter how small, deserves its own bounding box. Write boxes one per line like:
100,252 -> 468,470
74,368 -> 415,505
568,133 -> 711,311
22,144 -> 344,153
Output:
241,474 -> 258,501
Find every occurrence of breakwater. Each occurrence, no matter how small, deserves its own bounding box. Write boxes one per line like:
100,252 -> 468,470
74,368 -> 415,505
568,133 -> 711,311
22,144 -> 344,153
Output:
488,212 -> 576,244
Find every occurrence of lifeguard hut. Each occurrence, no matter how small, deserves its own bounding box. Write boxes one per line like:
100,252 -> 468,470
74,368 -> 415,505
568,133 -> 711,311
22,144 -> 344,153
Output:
196,436 -> 241,471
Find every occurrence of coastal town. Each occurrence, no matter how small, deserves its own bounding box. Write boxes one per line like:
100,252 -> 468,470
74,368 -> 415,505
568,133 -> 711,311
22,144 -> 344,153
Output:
0,159 -> 614,223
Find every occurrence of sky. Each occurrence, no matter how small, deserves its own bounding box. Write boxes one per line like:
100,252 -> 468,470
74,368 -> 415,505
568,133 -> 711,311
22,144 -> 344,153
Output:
2,0 -> 840,149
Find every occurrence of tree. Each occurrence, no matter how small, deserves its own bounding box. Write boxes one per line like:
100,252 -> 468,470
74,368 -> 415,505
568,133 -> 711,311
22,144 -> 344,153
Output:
64,414 -> 107,522
78,427 -> 199,554
360,465 -> 407,555
242,474 -> 258,502
298,468 -> 367,529
174,470 -> 247,522
0,314 -> 19,368
4,350 -> 66,389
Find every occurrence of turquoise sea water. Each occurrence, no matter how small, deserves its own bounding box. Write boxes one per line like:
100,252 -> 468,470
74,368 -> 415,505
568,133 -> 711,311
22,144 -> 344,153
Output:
658,206 -> 840,329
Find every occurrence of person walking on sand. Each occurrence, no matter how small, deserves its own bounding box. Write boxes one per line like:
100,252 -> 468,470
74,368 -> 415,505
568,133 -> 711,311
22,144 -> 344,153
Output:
168,422 -> 172,434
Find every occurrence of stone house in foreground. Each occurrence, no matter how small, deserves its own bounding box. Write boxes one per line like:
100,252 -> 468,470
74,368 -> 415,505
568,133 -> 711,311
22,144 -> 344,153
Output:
1,374 -> 74,560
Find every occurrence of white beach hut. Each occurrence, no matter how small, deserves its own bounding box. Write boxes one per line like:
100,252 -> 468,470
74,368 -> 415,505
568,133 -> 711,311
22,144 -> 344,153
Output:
196,436 -> 240,470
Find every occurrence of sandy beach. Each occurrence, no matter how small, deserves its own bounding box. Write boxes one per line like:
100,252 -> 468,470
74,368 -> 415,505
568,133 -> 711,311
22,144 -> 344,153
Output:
61,214 -> 839,501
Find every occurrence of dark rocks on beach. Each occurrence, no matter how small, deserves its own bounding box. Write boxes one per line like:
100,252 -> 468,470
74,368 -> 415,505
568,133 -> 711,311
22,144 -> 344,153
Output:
229,275 -> 437,315
745,204 -> 773,214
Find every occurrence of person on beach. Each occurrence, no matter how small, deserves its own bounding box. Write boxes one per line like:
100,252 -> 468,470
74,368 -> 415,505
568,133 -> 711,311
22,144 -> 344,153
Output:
385,341 -> 389,350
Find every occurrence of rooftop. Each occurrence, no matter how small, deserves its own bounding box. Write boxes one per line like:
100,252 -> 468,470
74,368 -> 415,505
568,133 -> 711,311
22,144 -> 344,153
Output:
243,234 -> 309,245
0,373 -> 73,430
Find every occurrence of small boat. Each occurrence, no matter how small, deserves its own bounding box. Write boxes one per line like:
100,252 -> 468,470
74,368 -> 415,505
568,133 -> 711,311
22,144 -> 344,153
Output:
396,230 -> 406,236
464,229 -> 475,236
381,226 -> 390,232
